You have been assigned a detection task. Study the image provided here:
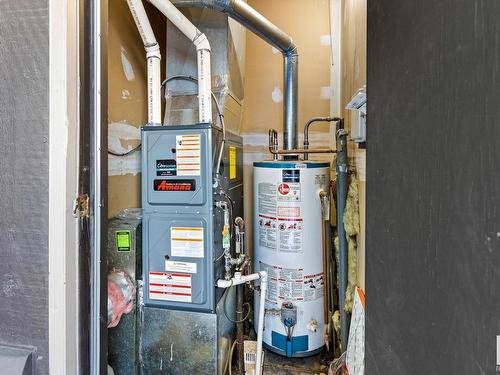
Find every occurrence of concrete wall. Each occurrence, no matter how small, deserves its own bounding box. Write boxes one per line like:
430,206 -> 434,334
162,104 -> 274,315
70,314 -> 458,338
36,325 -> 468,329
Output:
0,0 -> 50,373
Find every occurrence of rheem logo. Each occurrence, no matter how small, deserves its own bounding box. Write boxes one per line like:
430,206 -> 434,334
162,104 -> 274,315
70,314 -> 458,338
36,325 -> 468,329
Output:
278,183 -> 290,195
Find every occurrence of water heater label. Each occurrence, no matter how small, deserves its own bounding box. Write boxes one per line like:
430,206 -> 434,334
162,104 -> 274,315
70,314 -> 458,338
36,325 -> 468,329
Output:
277,206 -> 300,218
282,169 -> 300,183
314,173 -> 327,187
176,134 -> 201,176
148,272 -> 192,303
277,218 -> 303,252
277,183 -> 301,202
170,227 -> 204,258
259,262 -> 279,303
304,273 -> 324,301
258,182 -> 277,216
258,214 -> 277,249
279,268 -> 305,301
260,262 -> 305,303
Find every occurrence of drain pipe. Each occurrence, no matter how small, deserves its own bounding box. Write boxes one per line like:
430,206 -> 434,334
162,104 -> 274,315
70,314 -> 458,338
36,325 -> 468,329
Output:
171,0 -> 299,151
218,271 -> 267,375
146,0 -> 213,123
126,0 -> 162,124
336,120 -> 349,353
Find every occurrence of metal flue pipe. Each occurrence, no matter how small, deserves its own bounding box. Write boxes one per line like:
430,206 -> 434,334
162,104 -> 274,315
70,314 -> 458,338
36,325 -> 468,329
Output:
171,0 -> 299,151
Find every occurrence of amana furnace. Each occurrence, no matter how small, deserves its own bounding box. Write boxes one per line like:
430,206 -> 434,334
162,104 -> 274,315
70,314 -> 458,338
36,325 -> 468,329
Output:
140,123 -> 243,372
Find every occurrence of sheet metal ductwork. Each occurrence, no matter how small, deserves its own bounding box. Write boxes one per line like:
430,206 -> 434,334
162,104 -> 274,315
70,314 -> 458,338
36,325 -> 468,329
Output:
171,0 -> 299,151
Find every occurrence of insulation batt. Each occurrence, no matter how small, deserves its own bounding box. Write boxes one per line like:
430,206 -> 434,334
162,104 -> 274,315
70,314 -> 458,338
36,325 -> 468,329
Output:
107,269 -> 135,328
334,173 -> 360,329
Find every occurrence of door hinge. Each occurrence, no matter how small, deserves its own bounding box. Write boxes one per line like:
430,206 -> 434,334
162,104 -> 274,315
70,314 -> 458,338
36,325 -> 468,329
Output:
74,194 -> 90,219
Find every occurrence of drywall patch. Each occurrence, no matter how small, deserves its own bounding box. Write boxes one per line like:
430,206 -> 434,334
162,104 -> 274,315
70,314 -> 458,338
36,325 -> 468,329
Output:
320,34 -> 331,46
109,153 -> 141,176
320,86 -> 332,99
121,89 -> 131,100
121,47 -> 135,81
272,86 -> 283,103
108,122 -> 141,176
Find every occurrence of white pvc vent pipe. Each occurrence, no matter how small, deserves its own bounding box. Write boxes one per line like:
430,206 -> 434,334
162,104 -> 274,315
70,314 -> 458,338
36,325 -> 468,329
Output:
148,0 -> 213,124
126,0 -> 162,124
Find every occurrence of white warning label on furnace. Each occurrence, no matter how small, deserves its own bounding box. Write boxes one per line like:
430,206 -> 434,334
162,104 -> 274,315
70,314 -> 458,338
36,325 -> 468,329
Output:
171,227 -> 204,258
258,182 -> 277,216
260,262 -> 304,303
277,183 -> 301,202
176,134 -> 201,176
277,218 -> 303,252
258,215 -> 277,250
149,272 -> 192,302
165,260 -> 197,274
304,272 -> 324,301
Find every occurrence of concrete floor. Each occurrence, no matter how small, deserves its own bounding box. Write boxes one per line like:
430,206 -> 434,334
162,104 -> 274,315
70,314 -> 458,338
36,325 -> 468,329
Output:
260,348 -> 332,375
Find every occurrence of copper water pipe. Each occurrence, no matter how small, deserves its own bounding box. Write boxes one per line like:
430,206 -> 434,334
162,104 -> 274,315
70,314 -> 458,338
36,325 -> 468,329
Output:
319,190 -> 330,351
268,129 -> 337,157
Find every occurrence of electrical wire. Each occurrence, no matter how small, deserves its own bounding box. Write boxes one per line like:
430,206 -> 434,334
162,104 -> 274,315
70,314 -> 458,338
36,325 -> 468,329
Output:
228,339 -> 236,375
221,283 -> 251,324
223,340 -> 237,375
107,144 -> 141,157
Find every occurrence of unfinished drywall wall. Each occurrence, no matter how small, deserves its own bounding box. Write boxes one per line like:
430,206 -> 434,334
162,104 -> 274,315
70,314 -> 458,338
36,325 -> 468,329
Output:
242,0 -> 333,253
108,0 -> 165,218
0,0 -> 49,373
341,0 -> 366,290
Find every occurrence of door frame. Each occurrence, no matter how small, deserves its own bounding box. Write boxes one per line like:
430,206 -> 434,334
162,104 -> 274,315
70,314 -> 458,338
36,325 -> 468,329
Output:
49,0 -> 108,373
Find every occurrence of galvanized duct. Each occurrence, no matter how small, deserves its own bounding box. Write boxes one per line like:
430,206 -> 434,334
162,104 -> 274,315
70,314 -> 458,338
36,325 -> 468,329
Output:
171,0 -> 299,151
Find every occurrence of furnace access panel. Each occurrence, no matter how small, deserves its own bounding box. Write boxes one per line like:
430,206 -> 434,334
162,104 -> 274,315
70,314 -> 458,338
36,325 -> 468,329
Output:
141,124 -> 243,313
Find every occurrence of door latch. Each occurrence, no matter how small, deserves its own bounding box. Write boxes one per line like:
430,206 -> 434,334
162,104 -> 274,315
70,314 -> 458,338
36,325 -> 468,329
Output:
73,194 -> 90,219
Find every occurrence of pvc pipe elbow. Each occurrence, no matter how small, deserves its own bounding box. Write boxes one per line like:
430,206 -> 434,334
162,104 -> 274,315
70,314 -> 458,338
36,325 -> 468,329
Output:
145,43 -> 161,59
194,33 -> 211,51
258,270 -> 268,283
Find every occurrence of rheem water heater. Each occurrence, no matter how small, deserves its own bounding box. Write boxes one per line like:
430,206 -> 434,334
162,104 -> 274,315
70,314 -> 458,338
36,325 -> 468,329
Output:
253,160 -> 330,357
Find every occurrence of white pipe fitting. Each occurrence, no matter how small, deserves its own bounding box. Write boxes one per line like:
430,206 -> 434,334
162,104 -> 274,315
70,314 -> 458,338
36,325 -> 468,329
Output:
217,271 -> 268,375
148,0 -> 213,123
126,0 -> 162,125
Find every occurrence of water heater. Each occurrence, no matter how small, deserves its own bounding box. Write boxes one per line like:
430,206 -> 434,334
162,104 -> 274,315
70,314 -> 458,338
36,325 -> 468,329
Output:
253,161 -> 330,357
